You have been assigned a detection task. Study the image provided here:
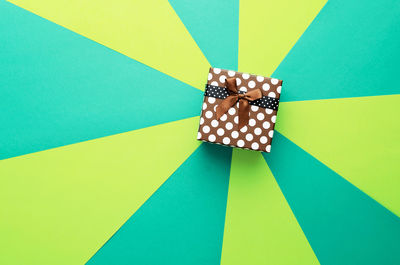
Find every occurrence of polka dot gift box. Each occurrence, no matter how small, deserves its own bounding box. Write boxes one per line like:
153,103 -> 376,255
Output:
197,67 -> 282,152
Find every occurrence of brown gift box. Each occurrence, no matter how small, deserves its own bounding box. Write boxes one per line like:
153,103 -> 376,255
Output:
197,67 -> 283,152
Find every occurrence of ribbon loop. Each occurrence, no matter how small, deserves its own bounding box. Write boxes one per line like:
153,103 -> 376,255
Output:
215,77 -> 263,129
225,77 -> 239,94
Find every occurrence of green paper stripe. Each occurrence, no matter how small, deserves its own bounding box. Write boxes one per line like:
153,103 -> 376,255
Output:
0,117 -> 201,265
8,0 -> 210,90
274,0 -> 400,101
276,95 -> 400,216
168,0 -> 239,70
238,0 -> 326,76
87,143 -> 232,265
221,149 -> 319,265
264,132 -> 400,265
0,1 -> 202,160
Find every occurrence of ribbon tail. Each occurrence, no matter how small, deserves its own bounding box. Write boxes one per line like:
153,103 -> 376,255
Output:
238,99 -> 250,129
216,95 -> 238,119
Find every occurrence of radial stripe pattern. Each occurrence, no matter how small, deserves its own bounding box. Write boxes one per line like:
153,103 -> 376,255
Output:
221,149 -> 319,265
0,1 -> 202,160
168,0 -> 239,70
277,95 -> 400,216
0,117 -> 200,265
264,133 -> 400,265
274,0 -> 400,101
238,0 -> 327,76
8,0 -> 210,89
87,143 -> 232,265
1,0 -> 399,264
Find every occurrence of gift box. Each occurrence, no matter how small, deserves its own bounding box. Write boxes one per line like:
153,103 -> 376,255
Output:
197,67 -> 282,152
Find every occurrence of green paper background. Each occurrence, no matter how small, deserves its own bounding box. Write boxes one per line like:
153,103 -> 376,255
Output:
1,0 -> 399,264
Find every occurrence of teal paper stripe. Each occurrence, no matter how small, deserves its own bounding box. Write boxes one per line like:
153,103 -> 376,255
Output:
168,0 -> 239,70
274,0 -> 400,102
87,143 -> 232,265
0,1 -> 202,160
263,132 -> 400,265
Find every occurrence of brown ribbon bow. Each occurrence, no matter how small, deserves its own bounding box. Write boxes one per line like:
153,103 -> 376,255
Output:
216,77 -> 263,129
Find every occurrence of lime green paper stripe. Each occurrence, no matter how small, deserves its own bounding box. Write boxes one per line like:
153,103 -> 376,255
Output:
0,117 -> 200,265
238,0 -> 326,76
273,0 -> 400,101
8,0 -> 209,90
221,149 -> 319,265
264,132 -> 400,265
0,0 -> 203,160
276,95 -> 400,216
87,143 -> 232,265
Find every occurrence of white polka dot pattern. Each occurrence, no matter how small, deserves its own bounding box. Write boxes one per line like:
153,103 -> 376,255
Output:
250,96 -> 279,110
256,76 -> 264,82
271,78 -> 279,85
213,68 -> 221,74
262,83 -> 270,91
205,84 -> 280,111
198,67 -> 283,152
211,120 -> 219,127
248,80 -> 256,88
239,86 -> 247,92
204,84 -> 229,98
231,131 -> 239,138
208,134 -> 216,142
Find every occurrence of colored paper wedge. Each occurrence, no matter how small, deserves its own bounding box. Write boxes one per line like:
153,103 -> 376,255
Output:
0,117 -> 200,265
264,132 -> 400,265
87,143 -> 232,265
221,149 -> 319,265
8,0 -> 210,90
274,0 -> 400,101
168,0 -> 239,70
0,1 -> 202,160
238,0 -> 327,76
276,95 -> 400,216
